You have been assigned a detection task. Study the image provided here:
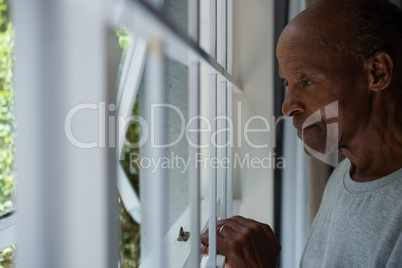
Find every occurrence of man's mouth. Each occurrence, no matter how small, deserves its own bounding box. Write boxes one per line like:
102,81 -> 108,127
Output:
295,123 -> 319,138
294,123 -> 317,131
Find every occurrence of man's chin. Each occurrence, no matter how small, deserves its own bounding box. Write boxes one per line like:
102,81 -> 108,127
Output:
297,126 -> 331,155
300,139 -> 340,167
302,146 -> 326,157
300,139 -> 328,156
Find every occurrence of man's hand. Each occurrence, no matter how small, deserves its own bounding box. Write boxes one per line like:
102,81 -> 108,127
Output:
201,216 -> 281,268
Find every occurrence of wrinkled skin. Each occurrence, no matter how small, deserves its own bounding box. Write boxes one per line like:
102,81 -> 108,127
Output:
200,216 -> 280,268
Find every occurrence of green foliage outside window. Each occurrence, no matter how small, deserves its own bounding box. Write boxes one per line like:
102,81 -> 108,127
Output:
117,27 -> 141,268
0,246 -> 14,268
0,0 -> 14,217
0,0 -> 16,266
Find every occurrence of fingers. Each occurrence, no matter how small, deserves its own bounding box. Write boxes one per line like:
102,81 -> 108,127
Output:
201,231 -> 209,246
201,215 -> 278,255
201,219 -> 235,256
201,215 -> 281,267
217,218 -> 234,230
246,218 -> 278,241
215,230 -> 228,255
201,245 -> 209,256
218,224 -> 235,237
201,228 -> 230,255
202,216 -> 276,239
220,218 -> 247,236
230,216 -> 278,241
201,216 -> 259,246
247,217 -> 275,234
230,215 -> 259,228
201,218 -> 233,245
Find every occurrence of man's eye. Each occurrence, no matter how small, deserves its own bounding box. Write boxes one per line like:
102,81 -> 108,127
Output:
282,79 -> 288,87
302,80 -> 312,86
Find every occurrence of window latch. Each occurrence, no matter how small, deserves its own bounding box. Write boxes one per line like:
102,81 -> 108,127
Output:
177,226 -> 190,242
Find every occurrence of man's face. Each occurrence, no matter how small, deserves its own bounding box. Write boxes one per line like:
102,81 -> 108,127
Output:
276,23 -> 370,154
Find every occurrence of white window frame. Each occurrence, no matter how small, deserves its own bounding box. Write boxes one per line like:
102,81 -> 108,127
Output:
114,0 -> 240,267
9,0 -> 240,267
0,212 -> 16,252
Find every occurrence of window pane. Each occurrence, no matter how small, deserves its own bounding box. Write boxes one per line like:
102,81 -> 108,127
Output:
118,94 -> 141,268
138,53 -> 190,261
0,0 -> 16,216
0,245 -> 15,268
161,0 -> 188,37
117,27 -> 142,268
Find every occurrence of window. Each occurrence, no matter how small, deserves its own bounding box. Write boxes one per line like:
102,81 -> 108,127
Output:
116,28 -> 143,267
13,0 -> 249,267
113,0 -> 238,267
115,1 -> 239,267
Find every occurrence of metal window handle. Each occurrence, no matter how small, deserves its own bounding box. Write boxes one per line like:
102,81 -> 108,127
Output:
178,227 -> 190,242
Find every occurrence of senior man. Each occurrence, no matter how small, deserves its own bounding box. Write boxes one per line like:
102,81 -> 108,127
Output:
201,0 -> 402,267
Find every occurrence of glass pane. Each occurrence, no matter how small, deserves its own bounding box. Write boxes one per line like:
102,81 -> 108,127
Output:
121,37 -> 191,265
118,93 -> 141,268
0,0 -> 16,216
160,0 -> 188,37
137,53 -> 190,262
119,93 -> 141,267
116,27 -> 143,267
116,32 -> 191,266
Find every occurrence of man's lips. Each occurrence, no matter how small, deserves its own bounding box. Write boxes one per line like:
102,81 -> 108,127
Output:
295,124 -> 317,139
294,123 -> 317,131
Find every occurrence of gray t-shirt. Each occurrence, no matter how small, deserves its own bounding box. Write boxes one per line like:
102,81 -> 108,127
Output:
300,159 -> 402,268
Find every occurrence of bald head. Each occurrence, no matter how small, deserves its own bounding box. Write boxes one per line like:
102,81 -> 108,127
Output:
280,0 -> 402,63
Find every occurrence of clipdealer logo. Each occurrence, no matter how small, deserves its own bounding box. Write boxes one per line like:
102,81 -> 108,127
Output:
63,102 -> 284,151
63,101 -> 340,168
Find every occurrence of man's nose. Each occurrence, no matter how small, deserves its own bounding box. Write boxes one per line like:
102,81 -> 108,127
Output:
281,86 -> 305,117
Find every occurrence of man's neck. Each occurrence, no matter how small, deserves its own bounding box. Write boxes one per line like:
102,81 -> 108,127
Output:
340,97 -> 402,182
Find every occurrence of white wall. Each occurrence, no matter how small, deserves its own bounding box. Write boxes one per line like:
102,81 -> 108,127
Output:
232,0 -> 275,226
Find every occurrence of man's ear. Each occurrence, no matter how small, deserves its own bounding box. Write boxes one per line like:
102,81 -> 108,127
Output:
365,51 -> 393,92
